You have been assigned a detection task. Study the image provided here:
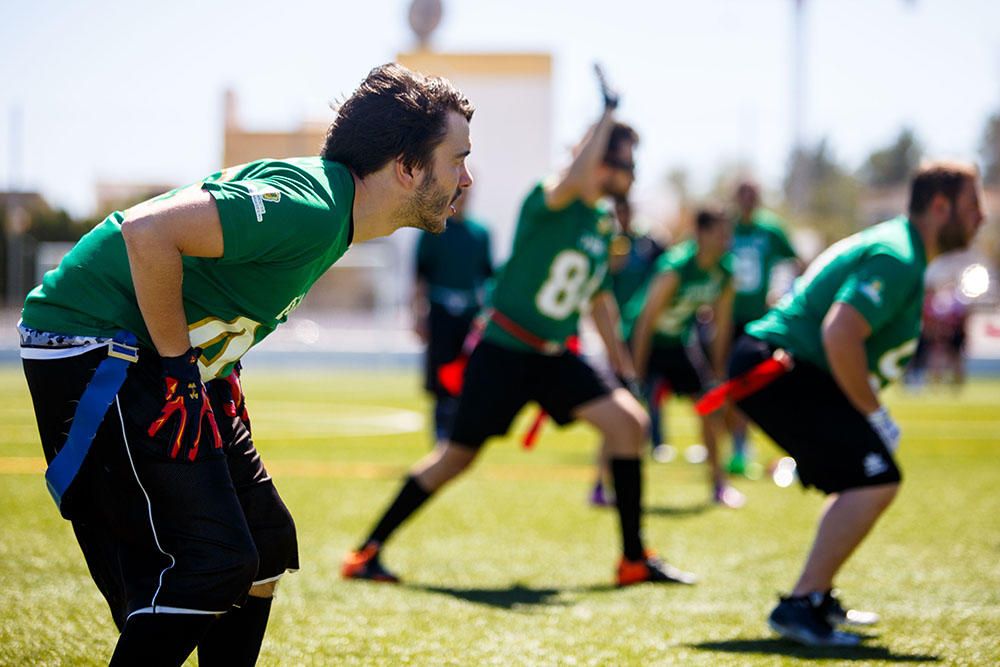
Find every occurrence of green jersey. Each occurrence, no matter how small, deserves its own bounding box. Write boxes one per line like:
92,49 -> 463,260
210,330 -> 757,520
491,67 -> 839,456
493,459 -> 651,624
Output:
747,216 -> 926,387
610,232 -> 664,333
22,157 -> 355,379
416,217 -> 493,317
624,240 -> 732,348
483,183 -> 613,352
731,209 -> 797,324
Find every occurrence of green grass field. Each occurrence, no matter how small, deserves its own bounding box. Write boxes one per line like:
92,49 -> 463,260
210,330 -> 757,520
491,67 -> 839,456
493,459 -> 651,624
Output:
1,366 -> 998,665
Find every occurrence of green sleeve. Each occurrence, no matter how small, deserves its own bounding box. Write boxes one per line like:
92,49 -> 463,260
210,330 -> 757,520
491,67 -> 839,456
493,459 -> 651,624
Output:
834,254 -> 919,333
203,179 -> 338,265
770,226 -> 797,260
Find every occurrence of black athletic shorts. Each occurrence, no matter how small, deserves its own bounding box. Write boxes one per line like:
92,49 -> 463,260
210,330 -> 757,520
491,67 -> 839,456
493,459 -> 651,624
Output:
424,305 -> 475,397
449,340 -> 614,448
729,335 -> 901,494
22,346 -> 298,629
647,344 -> 711,397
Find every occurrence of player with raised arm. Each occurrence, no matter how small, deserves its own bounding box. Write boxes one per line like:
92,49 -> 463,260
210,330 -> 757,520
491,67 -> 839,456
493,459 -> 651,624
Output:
19,64 -> 473,666
342,66 -> 696,588
723,161 -> 984,645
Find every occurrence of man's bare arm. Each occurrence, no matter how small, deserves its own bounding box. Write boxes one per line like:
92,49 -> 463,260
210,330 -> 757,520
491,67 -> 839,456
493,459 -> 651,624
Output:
121,189 -> 224,357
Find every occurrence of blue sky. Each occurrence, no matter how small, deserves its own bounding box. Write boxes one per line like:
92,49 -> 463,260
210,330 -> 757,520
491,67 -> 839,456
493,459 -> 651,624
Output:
2,0 -> 999,217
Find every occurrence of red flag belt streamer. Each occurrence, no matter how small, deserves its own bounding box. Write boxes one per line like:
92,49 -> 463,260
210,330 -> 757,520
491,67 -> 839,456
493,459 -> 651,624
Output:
694,349 -> 794,416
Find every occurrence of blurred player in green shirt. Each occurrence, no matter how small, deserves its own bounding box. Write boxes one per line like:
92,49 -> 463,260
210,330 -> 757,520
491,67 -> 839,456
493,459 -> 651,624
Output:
729,161 -> 984,646
344,72 -> 697,588
727,180 -> 801,475
628,208 -> 741,508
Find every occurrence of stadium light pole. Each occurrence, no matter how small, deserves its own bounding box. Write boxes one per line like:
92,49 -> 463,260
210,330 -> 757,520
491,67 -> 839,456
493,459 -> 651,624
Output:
786,0 -> 810,215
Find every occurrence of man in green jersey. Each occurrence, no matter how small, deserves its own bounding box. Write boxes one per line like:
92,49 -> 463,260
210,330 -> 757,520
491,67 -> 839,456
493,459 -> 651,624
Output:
628,207 -> 742,508
728,161 -> 984,646
344,82 -> 696,588
19,63 -> 474,666
727,180 -> 801,475
413,188 -> 493,444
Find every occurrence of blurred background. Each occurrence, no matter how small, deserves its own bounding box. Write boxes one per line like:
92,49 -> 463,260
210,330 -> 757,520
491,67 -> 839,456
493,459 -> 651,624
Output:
2,0 -> 999,376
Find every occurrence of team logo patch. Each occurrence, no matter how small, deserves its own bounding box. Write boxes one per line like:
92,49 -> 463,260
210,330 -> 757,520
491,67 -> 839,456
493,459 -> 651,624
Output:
262,191 -> 281,203
597,213 -> 613,235
859,278 -> 884,305
863,452 -> 889,477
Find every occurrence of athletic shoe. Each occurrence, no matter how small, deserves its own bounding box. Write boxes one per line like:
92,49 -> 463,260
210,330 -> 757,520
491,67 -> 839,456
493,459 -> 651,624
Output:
651,443 -> 676,463
617,551 -> 697,586
713,483 -> 747,509
589,483 -> 615,507
820,590 -> 880,627
768,594 -> 862,647
341,544 -> 400,583
726,451 -> 748,476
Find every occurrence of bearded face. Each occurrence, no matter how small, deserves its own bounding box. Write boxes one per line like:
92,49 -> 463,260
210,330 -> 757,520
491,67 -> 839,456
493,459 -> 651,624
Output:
937,179 -> 984,254
404,170 -> 456,234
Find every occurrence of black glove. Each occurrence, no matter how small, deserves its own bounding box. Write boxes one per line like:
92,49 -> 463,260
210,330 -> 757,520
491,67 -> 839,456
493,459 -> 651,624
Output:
148,347 -> 221,461
594,63 -> 620,111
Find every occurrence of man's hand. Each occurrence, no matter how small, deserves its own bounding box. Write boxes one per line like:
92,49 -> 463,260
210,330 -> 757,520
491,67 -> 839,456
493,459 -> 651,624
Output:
866,406 -> 901,452
148,348 -> 222,461
594,63 -> 620,110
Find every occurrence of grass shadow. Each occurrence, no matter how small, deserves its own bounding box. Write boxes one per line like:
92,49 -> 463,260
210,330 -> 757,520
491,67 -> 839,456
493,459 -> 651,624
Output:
691,637 -> 940,663
409,583 -> 570,610
644,502 -> 712,517
410,580 -> 693,610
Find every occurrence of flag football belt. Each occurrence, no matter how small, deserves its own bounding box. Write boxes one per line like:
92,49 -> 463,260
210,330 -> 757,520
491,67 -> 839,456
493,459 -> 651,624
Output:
45,331 -> 139,517
694,348 -> 794,416
489,309 -> 566,355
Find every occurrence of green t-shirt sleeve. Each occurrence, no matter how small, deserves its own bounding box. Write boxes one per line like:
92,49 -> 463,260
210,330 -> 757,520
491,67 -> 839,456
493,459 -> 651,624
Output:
203,178 -> 338,265
834,254 -> 919,332
769,226 -> 797,260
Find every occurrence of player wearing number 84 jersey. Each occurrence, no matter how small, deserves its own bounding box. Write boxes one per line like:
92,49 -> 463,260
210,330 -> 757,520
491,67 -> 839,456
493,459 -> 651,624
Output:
344,76 -> 697,588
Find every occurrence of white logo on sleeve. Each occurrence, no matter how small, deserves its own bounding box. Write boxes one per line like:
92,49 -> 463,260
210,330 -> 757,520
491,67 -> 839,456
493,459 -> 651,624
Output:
246,184 -> 281,223
859,278 -> 884,306
863,452 -> 889,477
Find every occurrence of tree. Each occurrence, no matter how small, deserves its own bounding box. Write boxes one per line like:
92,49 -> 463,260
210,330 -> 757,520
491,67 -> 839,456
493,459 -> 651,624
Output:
859,127 -> 923,187
979,112 -> 1000,186
783,138 -> 861,241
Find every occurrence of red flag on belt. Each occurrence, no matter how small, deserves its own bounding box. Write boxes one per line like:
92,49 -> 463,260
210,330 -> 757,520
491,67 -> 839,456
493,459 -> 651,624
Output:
695,350 -> 794,416
522,335 -> 581,449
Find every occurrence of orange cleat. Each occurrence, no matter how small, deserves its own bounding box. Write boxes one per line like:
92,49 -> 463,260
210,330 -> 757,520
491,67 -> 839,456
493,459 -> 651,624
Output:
341,544 -> 400,583
616,550 -> 697,586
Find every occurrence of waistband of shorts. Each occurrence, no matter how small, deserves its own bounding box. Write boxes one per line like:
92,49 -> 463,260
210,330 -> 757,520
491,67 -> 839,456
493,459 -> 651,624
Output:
18,321 -> 114,359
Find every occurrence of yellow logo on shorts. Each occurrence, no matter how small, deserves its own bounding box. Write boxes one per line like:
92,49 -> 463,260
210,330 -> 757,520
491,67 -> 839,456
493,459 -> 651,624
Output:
261,191 -> 281,203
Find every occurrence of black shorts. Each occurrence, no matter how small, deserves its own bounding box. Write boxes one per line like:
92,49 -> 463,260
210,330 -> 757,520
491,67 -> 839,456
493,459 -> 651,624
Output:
424,306 -> 475,397
647,344 -> 711,397
449,340 -> 614,448
22,346 -> 298,629
729,335 -> 901,494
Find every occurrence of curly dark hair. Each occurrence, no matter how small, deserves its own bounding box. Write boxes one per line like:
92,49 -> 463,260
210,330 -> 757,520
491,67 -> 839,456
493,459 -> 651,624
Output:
321,63 -> 474,178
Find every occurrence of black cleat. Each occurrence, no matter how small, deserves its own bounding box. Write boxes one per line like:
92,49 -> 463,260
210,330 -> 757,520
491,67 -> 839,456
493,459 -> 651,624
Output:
768,594 -> 862,646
